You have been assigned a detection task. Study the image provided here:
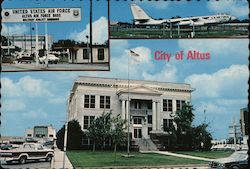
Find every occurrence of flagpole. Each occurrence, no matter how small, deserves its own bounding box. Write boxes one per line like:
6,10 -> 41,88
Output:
127,50 -> 130,156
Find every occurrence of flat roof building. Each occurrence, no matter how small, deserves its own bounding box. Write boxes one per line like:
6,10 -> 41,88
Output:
68,76 -> 193,147
25,125 -> 56,141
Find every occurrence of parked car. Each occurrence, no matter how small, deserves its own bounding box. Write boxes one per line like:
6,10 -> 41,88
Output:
43,141 -> 55,150
2,54 -> 15,64
0,144 -> 14,150
39,54 -> 59,64
0,143 -> 54,164
209,150 -> 248,169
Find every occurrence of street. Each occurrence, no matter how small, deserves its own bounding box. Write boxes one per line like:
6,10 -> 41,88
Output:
1,160 -> 51,169
2,62 -> 109,71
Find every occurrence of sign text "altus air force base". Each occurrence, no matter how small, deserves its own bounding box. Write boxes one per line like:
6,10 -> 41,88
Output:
2,8 -> 81,22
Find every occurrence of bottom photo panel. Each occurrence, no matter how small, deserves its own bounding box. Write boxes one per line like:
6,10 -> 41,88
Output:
1,39 -> 248,169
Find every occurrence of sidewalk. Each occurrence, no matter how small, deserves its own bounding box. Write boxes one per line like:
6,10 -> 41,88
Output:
51,148 -> 74,169
141,150 -> 213,162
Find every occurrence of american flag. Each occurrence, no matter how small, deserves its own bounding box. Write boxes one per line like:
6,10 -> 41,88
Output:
129,50 -> 139,57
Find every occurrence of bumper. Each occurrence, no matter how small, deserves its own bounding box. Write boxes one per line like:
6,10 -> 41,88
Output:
0,157 -> 15,163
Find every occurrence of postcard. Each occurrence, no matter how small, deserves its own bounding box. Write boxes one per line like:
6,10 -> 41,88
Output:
1,1 -> 249,169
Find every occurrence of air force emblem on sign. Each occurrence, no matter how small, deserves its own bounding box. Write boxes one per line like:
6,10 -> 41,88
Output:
73,10 -> 80,17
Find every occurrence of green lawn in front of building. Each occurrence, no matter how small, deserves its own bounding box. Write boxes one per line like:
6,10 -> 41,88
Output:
67,151 -> 207,167
171,151 -> 233,159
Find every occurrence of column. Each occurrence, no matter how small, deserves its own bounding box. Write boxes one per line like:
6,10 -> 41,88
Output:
152,100 -> 157,131
156,101 -> 161,131
126,100 -> 130,121
121,100 -> 126,120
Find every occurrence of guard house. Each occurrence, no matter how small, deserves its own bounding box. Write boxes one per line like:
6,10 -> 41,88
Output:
52,43 -> 109,64
68,76 -> 193,147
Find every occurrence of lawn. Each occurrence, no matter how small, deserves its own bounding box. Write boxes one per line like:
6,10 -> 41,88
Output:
67,151 -> 207,167
172,151 -> 234,159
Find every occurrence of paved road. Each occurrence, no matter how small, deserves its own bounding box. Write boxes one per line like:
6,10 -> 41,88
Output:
2,62 -> 109,71
1,160 -> 50,169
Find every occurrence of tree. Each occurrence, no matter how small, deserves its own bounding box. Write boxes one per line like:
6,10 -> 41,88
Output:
56,120 -> 83,150
168,103 -> 213,150
111,114 -> 126,162
86,112 -> 112,151
170,102 -> 195,149
193,123 -> 212,150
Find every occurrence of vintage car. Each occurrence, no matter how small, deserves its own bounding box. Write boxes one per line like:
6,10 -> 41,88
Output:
0,143 -> 54,164
39,54 -> 59,64
209,150 -> 248,169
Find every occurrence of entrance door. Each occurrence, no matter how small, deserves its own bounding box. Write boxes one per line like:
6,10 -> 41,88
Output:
134,128 -> 142,139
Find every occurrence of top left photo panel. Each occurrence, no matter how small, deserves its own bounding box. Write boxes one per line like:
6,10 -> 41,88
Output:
1,0 -> 110,72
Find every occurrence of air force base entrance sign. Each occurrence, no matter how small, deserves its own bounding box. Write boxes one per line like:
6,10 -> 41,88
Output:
2,7 -> 81,22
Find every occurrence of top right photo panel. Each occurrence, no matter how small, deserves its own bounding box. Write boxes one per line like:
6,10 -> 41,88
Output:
110,0 -> 248,39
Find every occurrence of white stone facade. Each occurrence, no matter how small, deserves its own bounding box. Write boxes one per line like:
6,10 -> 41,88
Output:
68,45 -> 109,64
68,76 -> 193,141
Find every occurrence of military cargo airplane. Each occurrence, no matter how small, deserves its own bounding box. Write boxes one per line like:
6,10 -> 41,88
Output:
131,4 -> 237,26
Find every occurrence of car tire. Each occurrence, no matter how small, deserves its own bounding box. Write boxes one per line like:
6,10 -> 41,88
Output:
46,155 -> 53,162
19,156 -> 27,164
230,165 -> 240,169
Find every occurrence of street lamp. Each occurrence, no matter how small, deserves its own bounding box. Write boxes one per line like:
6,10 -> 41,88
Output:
86,35 -> 89,64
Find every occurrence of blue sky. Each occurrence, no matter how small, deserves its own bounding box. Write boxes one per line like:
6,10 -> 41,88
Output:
2,39 -> 248,140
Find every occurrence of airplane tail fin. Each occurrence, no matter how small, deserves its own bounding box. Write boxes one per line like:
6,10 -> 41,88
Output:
130,4 -> 152,21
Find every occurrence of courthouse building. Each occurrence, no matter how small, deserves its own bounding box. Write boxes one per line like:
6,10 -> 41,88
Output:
68,76 -> 193,143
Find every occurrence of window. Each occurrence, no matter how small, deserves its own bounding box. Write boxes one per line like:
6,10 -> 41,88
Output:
163,99 -> 172,111
100,96 -> 111,109
134,117 -> 142,124
98,48 -> 104,60
147,115 -> 152,124
83,116 -> 95,129
83,49 -> 88,59
49,134 -> 54,138
27,134 -> 32,137
176,100 -> 186,111
134,128 -> 142,138
163,119 -> 173,131
84,95 -> 95,108
134,101 -> 142,109
148,127 -> 152,135
147,102 -> 152,109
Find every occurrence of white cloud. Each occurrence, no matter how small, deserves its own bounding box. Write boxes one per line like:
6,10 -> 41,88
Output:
139,1 -> 170,10
22,109 -> 48,119
178,39 -> 248,57
1,24 -> 29,36
185,64 -> 249,99
1,78 -> 21,97
69,17 -> 108,44
143,64 -> 177,82
2,76 -> 54,98
2,99 -> 26,111
215,99 -> 248,107
48,97 -> 66,104
110,46 -> 154,79
207,0 -> 248,18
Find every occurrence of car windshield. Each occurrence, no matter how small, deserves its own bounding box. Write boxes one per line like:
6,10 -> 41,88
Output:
230,151 -> 248,160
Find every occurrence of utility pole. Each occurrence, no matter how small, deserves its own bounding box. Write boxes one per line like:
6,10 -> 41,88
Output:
45,22 -> 49,67
35,22 -> 39,66
90,0 -> 93,63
